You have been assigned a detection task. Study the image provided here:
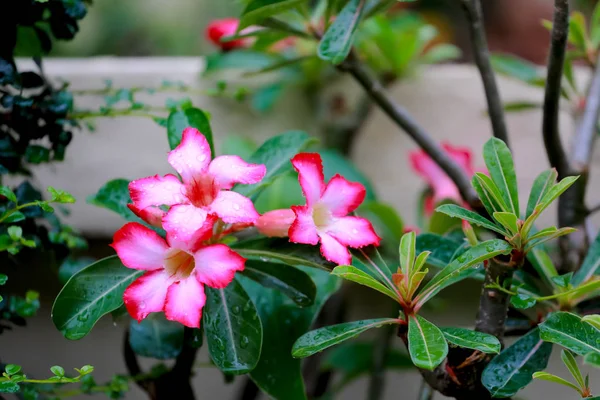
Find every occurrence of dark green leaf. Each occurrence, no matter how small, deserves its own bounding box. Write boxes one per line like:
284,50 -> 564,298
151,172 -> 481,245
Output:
539,312 -> 600,356
129,313 -> 184,359
167,108 -> 214,154
58,256 -> 96,284
204,279 -> 263,374
318,0 -> 366,64
87,179 -> 135,221
241,260 -> 316,306
415,233 -> 462,269
52,256 -> 142,340
551,272 -> 573,289
526,170 -> 557,219
0,274 -> 7,285
251,83 -> 285,113
25,145 -> 50,164
357,200 -> 403,248
331,265 -> 398,301
510,294 -> 537,309
441,327 -> 501,354
239,0 -> 306,30
483,137 -> 519,216
292,318 -> 399,358
408,315 -> 448,370
435,204 -> 507,236
0,186 -> 17,203
572,231 -> 600,286
482,328 -> 553,398
2,211 -> 25,223
0,381 -> 20,393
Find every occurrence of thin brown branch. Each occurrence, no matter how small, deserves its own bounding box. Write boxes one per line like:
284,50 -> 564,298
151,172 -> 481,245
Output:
460,0 -> 510,147
474,258 -> 513,341
542,0 -> 570,178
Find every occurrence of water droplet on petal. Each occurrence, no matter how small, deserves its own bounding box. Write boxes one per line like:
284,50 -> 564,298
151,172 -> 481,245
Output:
139,301 -> 147,310
352,229 -> 358,234
233,204 -> 240,211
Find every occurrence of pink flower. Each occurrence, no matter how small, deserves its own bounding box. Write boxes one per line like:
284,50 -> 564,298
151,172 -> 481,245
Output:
111,220 -> 245,328
256,209 -> 296,237
206,18 -> 253,51
409,142 -> 481,215
129,128 -> 266,245
287,153 -> 380,265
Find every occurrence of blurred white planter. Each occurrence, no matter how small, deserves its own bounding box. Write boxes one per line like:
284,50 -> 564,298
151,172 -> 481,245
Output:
13,57 -> 600,237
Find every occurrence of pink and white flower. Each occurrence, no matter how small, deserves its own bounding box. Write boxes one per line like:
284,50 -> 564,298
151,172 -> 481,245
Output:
129,128 -> 266,244
111,220 -> 245,328
256,153 -> 380,265
409,142 -> 482,215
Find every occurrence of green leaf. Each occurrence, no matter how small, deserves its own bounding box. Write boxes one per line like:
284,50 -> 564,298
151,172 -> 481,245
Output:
292,318 -> 399,358
48,187 -> 75,204
582,315 -> 600,330
493,212 -> 519,235
490,53 -> 541,83
204,279 -> 263,374
331,265 -> 398,301
5,364 -> 21,375
241,260 -> 317,307
417,239 -> 512,305
0,274 -> 7,285
421,43 -> 461,64
435,204 -> 507,236
204,50 -> 281,75
572,231 -> 600,286
52,256 -> 142,340
320,149 -> 376,200
7,226 -> 22,240
532,372 -> 582,394
584,352 -> 600,368
234,131 -> 317,199
592,1 -> 600,47
472,173 -> 508,217
569,12 -> 587,50
233,238 -> 335,271
525,227 -> 576,251
441,327 -> 501,354
25,145 -> 50,164
357,201 -> 403,248
399,231 -> 416,277
502,101 -> 543,112
482,328 -> 553,398
167,108 -> 214,155
58,256 -> 97,285
2,211 -> 25,223
318,0 -> 366,65
0,186 -> 17,204
510,294 -> 537,309
526,169 -> 557,219
50,365 -> 65,377
551,272 -> 573,289
527,247 -> 558,289
539,312 -> 600,356
129,313 -> 184,360
428,199 -> 462,235
561,349 -> 585,389
241,268 -> 340,400
0,381 -> 20,393
530,176 -> 579,222
483,137 -> 519,217
239,0 -> 306,30
415,233 -> 462,269
221,135 -> 257,159
407,315 -> 448,371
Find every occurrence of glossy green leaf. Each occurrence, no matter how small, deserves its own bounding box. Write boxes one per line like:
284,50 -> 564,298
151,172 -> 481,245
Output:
472,173 -> 508,217
572,231 -> 600,286
0,381 -> 20,393
318,0 -> 366,64
562,349 -> 585,389
235,131 -> 316,199
399,231 -> 416,277
551,272 -> 573,289
357,200 -> 403,247
292,318 -> 399,358
241,260 -> 316,306
532,372 -> 582,394
533,176 -> 579,219
435,204 -> 507,236
510,294 -> 537,309
417,239 -> 512,305
0,186 -> 17,204
525,227 -> 576,251
2,211 -> 25,223
407,315 -> 448,371
539,312 -> 600,356
204,279 -> 262,374
129,313 -> 184,360
241,268 -> 340,400
58,256 -> 97,285
441,327 -> 500,354
483,138 -> 519,217
331,265 -> 398,301
320,149 -> 376,200
239,0 -> 306,30
167,108 -> 214,154
493,212 -> 519,235
414,233 -> 461,269
482,328 -> 553,398
233,238 -> 335,271
428,199 -> 462,235
584,351 -> 600,368
52,256 -> 142,340
526,169 -> 557,219
582,315 -> 600,330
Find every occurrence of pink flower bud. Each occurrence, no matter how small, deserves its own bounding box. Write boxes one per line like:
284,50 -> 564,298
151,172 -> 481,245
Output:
255,209 -> 296,237
206,18 -> 252,51
462,220 -> 478,246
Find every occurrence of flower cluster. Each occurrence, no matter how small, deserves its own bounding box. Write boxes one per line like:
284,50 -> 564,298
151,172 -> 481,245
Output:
112,129 -> 379,327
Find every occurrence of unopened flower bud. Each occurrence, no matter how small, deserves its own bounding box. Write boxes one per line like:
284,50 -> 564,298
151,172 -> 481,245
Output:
255,209 -> 295,237
462,220 -> 478,246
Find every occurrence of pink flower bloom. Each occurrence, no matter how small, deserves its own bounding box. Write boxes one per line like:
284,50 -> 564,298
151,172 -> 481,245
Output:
287,153 -> 380,265
256,209 -> 296,237
409,142 -> 481,215
111,220 -> 245,328
206,18 -> 253,51
129,128 -> 266,244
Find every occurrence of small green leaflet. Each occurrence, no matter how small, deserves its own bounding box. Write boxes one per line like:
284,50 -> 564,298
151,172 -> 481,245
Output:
407,315 -> 448,370
483,138 -> 520,217
441,327 -> 501,354
318,0 -> 366,65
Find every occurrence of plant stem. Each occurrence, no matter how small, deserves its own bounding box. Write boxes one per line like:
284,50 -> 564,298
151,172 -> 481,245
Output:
542,0 -> 570,178
0,201 -> 45,224
338,55 -> 480,208
459,0 -> 510,147
475,258 -> 514,341
417,379 -> 434,400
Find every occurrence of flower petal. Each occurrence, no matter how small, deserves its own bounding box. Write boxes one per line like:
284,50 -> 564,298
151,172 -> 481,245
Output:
208,155 -> 266,190
162,205 -> 211,248
167,128 -> 212,184
110,222 -> 168,270
123,270 -> 171,322
255,209 -> 295,237
194,244 -> 245,288
325,216 -> 381,248
291,153 -> 325,206
319,233 -> 351,265
209,191 -> 259,223
409,149 -> 461,204
127,204 -> 164,228
164,276 -> 206,328
129,174 -> 186,209
320,174 -> 366,216
289,205 -> 318,245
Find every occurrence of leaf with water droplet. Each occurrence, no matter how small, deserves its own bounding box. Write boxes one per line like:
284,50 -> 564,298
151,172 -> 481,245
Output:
129,313 -> 184,359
